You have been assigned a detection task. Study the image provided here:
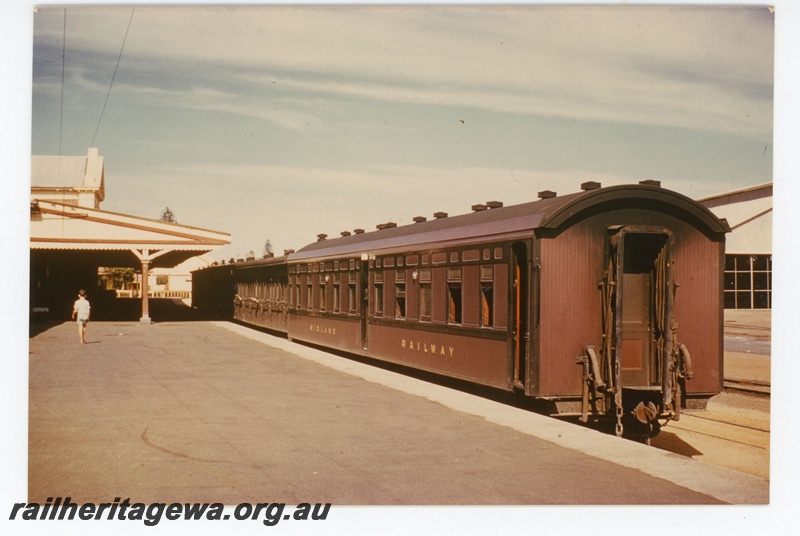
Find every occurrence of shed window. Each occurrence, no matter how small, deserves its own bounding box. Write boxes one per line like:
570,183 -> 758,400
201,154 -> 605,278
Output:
724,254 -> 771,309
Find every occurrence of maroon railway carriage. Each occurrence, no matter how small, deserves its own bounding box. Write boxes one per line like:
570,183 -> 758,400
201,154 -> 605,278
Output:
230,255 -> 290,333
192,255 -> 290,331
193,181 -> 728,440
284,182 -> 728,439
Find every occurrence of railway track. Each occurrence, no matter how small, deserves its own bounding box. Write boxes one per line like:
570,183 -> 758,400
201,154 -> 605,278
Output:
723,378 -> 770,396
650,392 -> 769,480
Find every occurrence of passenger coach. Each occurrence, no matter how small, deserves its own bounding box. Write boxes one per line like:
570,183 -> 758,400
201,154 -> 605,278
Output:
193,181 -> 729,441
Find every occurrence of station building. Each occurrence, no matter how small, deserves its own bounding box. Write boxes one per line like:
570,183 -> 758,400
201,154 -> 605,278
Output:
30,148 -> 230,322
698,183 -> 772,310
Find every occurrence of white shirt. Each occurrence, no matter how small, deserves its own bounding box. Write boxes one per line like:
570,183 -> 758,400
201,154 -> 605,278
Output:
73,297 -> 91,319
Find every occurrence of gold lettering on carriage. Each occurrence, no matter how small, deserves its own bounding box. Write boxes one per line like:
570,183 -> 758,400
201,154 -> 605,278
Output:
310,323 -> 336,336
401,339 -> 455,357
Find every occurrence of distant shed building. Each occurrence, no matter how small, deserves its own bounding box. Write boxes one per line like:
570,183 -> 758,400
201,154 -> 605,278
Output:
698,183 -> 772,310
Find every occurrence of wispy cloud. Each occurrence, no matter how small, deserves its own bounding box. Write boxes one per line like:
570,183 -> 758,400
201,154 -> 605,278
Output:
109,160 -> 739,258
35,6 -> 773,138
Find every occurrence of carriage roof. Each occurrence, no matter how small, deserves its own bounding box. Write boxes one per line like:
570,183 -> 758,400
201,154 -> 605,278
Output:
290,183 -> 728,262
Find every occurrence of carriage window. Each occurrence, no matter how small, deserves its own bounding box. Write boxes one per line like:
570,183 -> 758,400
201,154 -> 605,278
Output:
419,284 -> 431,321
395,283 -> 406,318
419,269 -> 432,322
319,281 -> 326,311
375,283 -> 384,316
447,283 -> 462,324
394,269 -> 407,318
333,284 -> 340,313
348,284 -> 356,314
306,283 -> 312,310
462,249 -> 480,262
480,265 -> 494,327
481,284 -> 494,327
447,267 -> 462,324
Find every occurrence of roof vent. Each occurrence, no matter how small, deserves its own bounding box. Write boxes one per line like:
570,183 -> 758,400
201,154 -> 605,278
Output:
376,224 -> 386,230
639,180 -> 661,187
317,233 -> 327,241
538,190 -> 557,199
353,228 -> 365,234
581,181 -> 601,191
384,222 -> 397,228
471,204 -> 487,212
485,201 -> 503,209
340,231 -> 351,237
433,211 -> 448,219
413,216 -> 427,223
284,249 -> 295,255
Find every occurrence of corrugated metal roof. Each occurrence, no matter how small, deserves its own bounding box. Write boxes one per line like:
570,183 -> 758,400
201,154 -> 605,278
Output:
697,183 -> 772,208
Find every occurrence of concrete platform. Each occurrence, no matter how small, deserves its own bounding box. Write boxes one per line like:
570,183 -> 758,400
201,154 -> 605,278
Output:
27,320 -> 767,506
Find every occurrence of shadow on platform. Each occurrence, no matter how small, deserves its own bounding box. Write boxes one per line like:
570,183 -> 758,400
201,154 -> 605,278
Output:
30,298 -> 204,337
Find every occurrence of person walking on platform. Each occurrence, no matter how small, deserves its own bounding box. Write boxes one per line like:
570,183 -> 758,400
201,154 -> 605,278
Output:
71,289 -> 91,344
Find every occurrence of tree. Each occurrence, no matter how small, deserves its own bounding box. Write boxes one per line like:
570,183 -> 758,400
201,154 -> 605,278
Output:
159,207 -> 177,223
99,267 -> 135,290
263,239 -> 274,258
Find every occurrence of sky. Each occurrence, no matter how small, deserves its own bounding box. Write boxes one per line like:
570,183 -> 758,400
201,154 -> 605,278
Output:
5,1 -> 800,534
26,3 -> 775,261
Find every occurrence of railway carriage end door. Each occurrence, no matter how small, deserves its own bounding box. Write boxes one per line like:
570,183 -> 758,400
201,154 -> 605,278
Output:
610,228 -> 673,400
511,242 -> 529,389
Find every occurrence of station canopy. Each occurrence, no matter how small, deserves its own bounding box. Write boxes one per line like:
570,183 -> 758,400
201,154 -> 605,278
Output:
30,198 -> 230,269
30,148 -> 230,269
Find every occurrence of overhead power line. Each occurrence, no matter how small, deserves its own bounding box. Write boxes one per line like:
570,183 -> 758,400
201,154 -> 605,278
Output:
91,8 -> 135,147
59,8 -> 66,156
